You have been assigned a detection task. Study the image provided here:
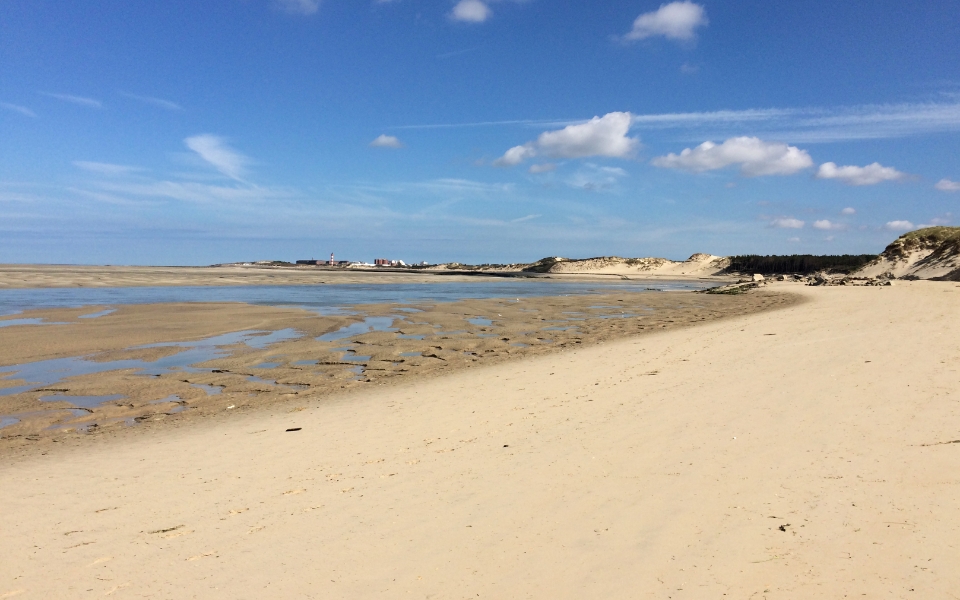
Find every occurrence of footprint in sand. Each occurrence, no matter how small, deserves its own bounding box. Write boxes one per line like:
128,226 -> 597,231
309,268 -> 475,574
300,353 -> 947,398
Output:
282,488 -> 305,496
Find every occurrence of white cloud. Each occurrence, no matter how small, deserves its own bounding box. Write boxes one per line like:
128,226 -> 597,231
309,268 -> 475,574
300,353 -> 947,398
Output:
276,0 -> 320,14
816,162 -> 905,186
787,237 -> 801,242
935,178 -> 960,192
918,216 -> 952,227
841,207 -> 856,215
369,134 -> 403,148
451,0 -> 491,22
1,102 -> 37,117
41,92 -> 102,108
184,135 -> 250,181
120,92 -> 182,111
885,220 -> 914,231
495,112 -> 638,167
73,161 -> 145,176
494,144 -> 537,167
528,163 -> 556,174
652,136 -> 813,176
623,1 -> 707,42
813,219 -> 845,230
771,218 -> 805,229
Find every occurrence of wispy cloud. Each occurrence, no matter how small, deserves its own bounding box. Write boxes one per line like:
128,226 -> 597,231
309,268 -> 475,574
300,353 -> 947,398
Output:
184,135 -> 250,181
1,102 -> 37,117
391,101 -> 960,144
451,0 -> 491,22
40,92 -> 103,108
935,178 -> 960,192
632,102 -> 960,143
437,46 -> 482,59
369,134 -> 403,148
528,163 -> 556,174
885,220 -> 914,231
813,219 -> 846,231
73,161 -> 146,176
815,162 -> 906,186
770,218 -> 805,229
120,92 -> 182,111
276,0 -> 320,15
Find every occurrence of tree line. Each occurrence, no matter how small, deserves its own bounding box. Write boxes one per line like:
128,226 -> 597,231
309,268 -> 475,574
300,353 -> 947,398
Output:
725,254 -> 877,275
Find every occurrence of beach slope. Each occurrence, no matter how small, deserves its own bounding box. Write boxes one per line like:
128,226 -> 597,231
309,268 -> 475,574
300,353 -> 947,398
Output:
2,282 -> 959,598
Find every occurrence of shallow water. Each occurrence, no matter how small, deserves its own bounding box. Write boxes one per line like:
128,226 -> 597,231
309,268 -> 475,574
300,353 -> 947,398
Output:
79,308 -> 116,319
0,280 -> 712,316
40,394 -> 124,409
468,317 -> 493,326
0,318 -> 48,328
0,329 -> 301,397
317,317 -> 397,342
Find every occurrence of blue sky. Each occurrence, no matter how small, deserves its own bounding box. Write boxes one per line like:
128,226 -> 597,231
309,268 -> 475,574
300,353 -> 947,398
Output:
2,0 -> 959,265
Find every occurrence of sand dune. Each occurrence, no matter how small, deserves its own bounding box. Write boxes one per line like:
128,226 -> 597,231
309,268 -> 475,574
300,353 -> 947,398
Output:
855,227 -> 960,280
2,281 -> 958,598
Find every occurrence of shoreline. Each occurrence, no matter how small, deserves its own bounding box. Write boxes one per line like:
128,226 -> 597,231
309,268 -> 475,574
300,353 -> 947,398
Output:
0,288 -> 798,454
1,281 -> 957,597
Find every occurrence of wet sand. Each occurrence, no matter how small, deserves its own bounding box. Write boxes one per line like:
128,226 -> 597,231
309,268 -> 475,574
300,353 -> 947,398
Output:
0,263 -> 727,289
0,289 -> 794,449
1,281 -> 958,598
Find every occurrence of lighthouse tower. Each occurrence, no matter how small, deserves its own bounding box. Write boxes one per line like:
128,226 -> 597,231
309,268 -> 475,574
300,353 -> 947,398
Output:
329,252 -> 335,266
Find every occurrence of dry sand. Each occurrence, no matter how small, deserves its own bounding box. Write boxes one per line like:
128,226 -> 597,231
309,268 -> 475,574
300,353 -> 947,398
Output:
2,282 -> 959,598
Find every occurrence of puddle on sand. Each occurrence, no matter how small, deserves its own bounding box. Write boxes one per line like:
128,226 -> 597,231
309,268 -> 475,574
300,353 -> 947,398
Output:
0,416 -> 19,429
397,334 -> 426,340
511,343 -> 529,348
244,329 -> 301,349
0,318 -> 70,328
476,333 -> 497,338
150,395 -> 181,404
394,307 -> 423,313
399,351 -> 421,357
40,394 -> 125,409
317,317 -> 397,342
0,329 -> 302,397
342,353 -> 372,362
79,308 -> 116,319
468,317 -> 492,326
293,360 -> 316,366
194,383 -> 222,395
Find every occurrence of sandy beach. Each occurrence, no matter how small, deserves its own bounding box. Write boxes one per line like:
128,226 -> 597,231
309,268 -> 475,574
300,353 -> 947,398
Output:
2,281 -> 958,598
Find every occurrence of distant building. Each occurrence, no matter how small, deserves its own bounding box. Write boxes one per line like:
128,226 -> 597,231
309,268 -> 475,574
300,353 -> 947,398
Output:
296,259 -> 322,265
374,258 -> 390,266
